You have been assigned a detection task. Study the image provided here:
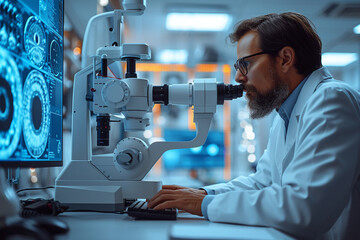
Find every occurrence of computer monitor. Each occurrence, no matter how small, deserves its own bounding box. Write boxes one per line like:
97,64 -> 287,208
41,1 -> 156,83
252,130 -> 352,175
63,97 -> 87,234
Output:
162,129 -> 225,170
0,0 -> 63,167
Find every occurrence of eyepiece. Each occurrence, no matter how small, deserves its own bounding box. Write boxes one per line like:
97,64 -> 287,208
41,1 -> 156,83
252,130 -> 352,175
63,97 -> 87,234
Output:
217,83 -> 243,105
152,83 -> 243,106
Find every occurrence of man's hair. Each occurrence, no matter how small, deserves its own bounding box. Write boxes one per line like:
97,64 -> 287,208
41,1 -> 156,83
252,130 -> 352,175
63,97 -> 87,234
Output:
229,12 -> 322,76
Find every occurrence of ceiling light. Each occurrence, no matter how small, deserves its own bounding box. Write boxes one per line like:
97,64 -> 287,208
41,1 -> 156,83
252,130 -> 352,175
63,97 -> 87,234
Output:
166,13 -> 230,31
322,52 -> 358,67
354,24 -> 360,34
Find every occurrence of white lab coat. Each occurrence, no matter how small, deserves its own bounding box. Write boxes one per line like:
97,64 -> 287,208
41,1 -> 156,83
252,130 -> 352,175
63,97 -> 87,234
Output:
203,67 -> 360,239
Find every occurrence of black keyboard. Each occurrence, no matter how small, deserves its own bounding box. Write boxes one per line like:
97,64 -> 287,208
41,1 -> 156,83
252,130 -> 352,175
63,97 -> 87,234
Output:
127,200 -> 178,220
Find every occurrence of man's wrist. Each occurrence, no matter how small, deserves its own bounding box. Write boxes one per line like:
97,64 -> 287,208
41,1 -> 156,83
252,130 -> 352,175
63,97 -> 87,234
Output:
199,187 -> 215,195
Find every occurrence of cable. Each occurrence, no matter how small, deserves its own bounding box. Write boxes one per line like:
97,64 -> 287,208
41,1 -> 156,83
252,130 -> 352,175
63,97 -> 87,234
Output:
20,198 -> 68,217
16,186 -> 54,194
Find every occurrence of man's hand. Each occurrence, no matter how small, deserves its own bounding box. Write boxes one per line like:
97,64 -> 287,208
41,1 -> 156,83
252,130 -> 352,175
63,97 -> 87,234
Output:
147,185 -> 207,216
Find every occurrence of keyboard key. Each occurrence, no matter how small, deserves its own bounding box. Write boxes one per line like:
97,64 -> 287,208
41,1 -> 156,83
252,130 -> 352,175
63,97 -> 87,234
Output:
127,200 -> 178,220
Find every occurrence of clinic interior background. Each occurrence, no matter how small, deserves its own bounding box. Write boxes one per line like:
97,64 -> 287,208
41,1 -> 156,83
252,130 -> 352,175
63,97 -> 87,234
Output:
19,0 -> 360,190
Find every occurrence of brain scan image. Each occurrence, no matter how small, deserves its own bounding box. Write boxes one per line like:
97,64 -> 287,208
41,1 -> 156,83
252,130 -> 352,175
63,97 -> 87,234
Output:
0,47 -> 22,160
22,70 -> 50,158
50,39 -> 60,76
24,16 -> 46,68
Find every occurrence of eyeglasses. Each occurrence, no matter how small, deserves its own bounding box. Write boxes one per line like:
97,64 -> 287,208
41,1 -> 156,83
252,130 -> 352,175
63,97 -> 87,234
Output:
234,51 -> 268,76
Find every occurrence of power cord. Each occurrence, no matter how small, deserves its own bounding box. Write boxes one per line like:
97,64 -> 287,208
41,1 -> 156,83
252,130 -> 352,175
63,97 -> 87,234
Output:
16,186 -> 55,194
20,198 -> 69,217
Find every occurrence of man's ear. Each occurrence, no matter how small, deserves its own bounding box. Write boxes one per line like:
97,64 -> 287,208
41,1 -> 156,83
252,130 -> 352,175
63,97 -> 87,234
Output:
278,46 -> 295,73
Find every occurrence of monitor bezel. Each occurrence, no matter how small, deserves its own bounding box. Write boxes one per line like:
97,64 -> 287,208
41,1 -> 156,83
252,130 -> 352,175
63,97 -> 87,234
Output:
0,160 -> 63,168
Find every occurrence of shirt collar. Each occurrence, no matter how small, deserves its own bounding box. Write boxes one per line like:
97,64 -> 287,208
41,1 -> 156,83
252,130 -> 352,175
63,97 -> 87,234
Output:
278,75 -> 309,132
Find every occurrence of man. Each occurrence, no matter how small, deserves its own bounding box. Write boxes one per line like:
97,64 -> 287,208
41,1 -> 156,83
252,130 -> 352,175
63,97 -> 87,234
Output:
148,12 -> 360,239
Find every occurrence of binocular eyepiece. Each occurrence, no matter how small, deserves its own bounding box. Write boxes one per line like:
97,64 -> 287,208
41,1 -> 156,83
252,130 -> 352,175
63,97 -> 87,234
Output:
153,83 -> 243,106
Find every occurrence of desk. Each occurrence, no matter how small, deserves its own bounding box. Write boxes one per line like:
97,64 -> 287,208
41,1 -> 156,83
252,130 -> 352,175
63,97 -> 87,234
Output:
56,212 -> 294,240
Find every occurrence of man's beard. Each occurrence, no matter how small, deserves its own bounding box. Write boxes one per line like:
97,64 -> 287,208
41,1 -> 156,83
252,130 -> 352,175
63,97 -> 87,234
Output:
246,70 -> 289,119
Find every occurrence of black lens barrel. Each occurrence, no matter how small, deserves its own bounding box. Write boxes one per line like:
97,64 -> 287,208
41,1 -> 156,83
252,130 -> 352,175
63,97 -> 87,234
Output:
125,58 -> 138,78
217,83 -> 243,105
96,115 -> 110,146
152,84 -> 169,105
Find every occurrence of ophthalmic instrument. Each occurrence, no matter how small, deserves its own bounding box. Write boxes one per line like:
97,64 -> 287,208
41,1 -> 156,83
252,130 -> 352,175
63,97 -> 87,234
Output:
54,0 -> 243,211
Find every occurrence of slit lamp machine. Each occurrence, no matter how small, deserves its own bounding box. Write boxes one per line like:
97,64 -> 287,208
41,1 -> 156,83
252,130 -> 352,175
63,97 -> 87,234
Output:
54,0 -> 243,211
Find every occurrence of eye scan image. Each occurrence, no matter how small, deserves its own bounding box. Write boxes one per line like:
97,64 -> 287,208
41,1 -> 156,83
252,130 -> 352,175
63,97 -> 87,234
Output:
0,0 -> 63,162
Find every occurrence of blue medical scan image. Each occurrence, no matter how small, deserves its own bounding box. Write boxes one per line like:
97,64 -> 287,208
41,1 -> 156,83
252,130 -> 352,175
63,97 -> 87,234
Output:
0,0 -> 63,163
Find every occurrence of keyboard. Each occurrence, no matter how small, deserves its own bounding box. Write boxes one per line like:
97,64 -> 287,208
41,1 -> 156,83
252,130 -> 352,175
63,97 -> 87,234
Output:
127,200 -> 178,220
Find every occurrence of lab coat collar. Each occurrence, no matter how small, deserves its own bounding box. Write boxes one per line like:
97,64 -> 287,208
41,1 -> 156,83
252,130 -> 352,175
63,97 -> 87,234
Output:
293,67 -> 333,117
285,67 -> 333,145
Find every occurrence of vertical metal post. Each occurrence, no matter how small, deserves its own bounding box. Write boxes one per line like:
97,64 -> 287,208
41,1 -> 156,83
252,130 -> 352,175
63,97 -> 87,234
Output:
7,168 -> 19,187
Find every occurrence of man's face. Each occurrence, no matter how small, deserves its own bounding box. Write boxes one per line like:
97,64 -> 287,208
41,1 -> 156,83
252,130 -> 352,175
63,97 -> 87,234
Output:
235,31 -> 289,119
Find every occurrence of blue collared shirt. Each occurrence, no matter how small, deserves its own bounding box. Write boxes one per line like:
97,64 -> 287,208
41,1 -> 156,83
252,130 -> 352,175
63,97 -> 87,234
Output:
201,76 -> 309,219
277,76 -> 309,133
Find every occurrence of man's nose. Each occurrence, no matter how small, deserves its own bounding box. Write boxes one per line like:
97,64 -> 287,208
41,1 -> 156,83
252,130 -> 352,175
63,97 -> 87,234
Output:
235,69 -> 246,84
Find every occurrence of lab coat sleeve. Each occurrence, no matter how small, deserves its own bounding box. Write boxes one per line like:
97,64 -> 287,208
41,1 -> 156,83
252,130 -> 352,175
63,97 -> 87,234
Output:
205,84 -> 360,238
202,144 -> 273,194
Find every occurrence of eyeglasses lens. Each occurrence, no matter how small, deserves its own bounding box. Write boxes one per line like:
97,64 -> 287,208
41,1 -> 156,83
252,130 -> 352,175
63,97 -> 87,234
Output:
234,59 -> 248,75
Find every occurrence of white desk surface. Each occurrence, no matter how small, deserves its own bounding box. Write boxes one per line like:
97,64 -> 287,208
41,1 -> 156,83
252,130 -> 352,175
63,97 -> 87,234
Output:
56,212 -> 295,240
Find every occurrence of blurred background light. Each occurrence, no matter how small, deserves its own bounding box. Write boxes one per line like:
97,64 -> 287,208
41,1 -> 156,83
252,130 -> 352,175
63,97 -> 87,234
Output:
143,130 -> 153,139
166,13 -> 230,31
248,154 -> 256,163
190,146 -> 203,154
353,23 -> 360,34
159,49 -> 188,64
99,0 -> 109,7
246,132 -> 255,140
73,47 -> 81,56
322,52 -> 358,67
247,145 -> 255,154
207,144 -> 219,156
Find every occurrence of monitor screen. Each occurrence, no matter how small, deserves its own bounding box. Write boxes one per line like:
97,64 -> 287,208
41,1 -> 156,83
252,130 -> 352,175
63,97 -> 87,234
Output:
0,0 -> 63,167
162,129 -> 225,170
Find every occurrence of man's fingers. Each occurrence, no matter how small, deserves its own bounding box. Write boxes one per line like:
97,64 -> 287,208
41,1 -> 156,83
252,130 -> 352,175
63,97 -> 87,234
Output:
153,200 -> 178,210
147,189 -> 205,216
147,186 -> 206,215
153,198 -> 203,216
149,189 -> 174,203
148,191 -> 178,208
